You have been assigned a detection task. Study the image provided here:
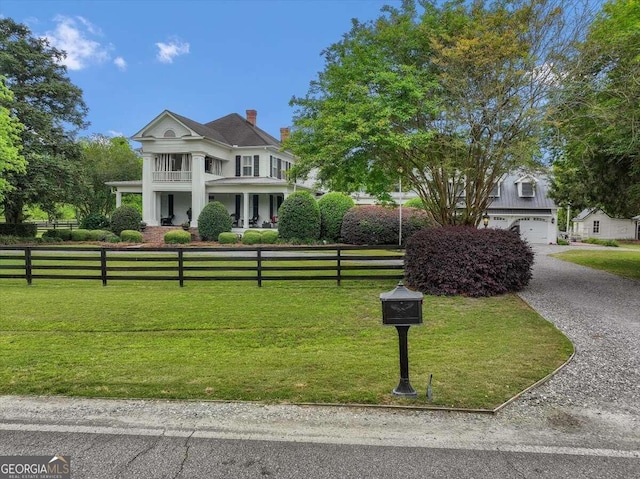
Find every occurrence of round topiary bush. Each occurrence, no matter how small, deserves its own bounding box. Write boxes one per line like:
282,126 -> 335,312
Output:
277,191 -> 321,242
261,230 -> 278,244
104,233 -> 121,243
110,205 -> 141,236
405,226 -> 534,297
340,205 -> 429,245
81,213 -> 110,230
218,232 -> 239,244
242,230 -> 262,245
120,230 -> 143,243
317,192 -> 355,242
70,229 -> 91,241
198,201 -> 232,241
87,229 -> 111,241
164,230 -> 191,244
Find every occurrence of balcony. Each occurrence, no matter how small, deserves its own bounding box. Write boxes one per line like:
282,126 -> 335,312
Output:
152,171 -> 192,182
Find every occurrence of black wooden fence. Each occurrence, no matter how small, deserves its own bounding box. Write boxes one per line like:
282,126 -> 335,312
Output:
0,245 -> 404,286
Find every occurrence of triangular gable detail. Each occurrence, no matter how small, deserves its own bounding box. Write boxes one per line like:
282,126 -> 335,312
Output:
131,110 -> 201,140
514,174 -> 538,184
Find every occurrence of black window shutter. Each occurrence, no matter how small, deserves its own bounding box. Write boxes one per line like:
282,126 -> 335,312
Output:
253,155 -> 260,177
235,155 -> 241,177
269,195 -> 274,218
252,195 -> 259,218
270,156 -> 273,178
235,195 -> 241,219
277,158 -> 282,179
277,195 -> 283,211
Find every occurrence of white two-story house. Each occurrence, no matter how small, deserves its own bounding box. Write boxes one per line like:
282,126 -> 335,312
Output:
107,109 -> 311,228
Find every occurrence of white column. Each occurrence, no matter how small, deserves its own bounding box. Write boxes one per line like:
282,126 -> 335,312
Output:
115,191 -> 122,208
141,153 -> 157,225
191,153 -> 206,227
243,192 -> 250,229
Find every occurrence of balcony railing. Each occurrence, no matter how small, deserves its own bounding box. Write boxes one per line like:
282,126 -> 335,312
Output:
153,171 -> 192,182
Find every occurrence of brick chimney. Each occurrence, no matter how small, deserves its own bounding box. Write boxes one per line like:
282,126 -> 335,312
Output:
246,109 -> 257,126
280,127 -> 290,143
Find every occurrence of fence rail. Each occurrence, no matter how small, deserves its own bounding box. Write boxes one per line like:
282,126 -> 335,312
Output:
0,245 -> 405,286
31,221 -> 79,232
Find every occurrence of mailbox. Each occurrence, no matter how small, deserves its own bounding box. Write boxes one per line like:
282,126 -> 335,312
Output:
380,282 -> 423,326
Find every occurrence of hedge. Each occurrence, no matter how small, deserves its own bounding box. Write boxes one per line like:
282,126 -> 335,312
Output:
318,192 -> 354,242
0,223 -> 37,237
340,205 -> 429,245
218,232 -> 239,244
110,205 -> 141,236
198,201 -> 232,241
164,230 -> 191,244
120,230 -> 143,242
277,191 -> 321,241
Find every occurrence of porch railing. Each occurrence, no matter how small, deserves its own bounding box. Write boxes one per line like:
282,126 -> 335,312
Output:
152,171 -> 192,182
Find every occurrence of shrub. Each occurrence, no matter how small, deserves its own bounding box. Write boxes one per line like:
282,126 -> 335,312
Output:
557,237 -> 569,246
405,226 -> 534,297
318,192 -> 355,242
104,233 -> 121,243
242,230 -> 262,245
120,230 -> 143,243
341,205 -> 429,245
584,237 -> 619,247
261,230 -> 279,244
218,232 -> 239,244
198,201 -> 232,241
0,223 -> 37,237
164,230 -> 191,244
87,230 -> 111,241
43,229 -> 73,241
403,197 -> 424,209
110,205 -> 141,236
0,235 -> 21,245
81,213 -> 110,230
70,229 -> 91,241
278,191 -> 321,241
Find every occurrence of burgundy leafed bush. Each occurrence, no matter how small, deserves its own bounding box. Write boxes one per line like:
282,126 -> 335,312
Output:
340,205 -> 429,245
405,226 -> 534,297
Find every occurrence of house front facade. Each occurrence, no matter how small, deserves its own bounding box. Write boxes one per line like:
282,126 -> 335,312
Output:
572,209 -> 640,240
108,109 -> 310,229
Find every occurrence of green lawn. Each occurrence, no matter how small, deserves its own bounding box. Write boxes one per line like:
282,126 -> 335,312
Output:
0,279 -> 572,409
552,249 -> 640,280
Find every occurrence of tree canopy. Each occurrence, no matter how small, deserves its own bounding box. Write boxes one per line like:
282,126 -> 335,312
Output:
0,18 -> 88,222
549,0 -> 640,217
0,77 -> 26,203
287,0 -> 590,226
74,135 -> 142,219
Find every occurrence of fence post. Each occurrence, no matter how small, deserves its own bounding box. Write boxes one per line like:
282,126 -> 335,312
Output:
25,247 -> 32,285
337,246 -> 341,286
178,249 -> 184,287
257,247 -> 262,287
100,248 -> 107,286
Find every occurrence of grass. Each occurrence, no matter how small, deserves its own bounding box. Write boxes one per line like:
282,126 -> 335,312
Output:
0,279 -> 572,409
552,249 -> 640,280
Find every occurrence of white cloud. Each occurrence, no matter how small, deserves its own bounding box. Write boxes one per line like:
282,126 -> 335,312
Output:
107,130 -> 124,137
113,56 -> 127,71
155,38 -> 190,64
44,15 -> 110,70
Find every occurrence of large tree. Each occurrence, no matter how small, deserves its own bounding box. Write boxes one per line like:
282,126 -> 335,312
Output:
549,0 -> 640,217
74,135 -> 142,218
0,77 -> 26,203
287,0 -> 591,226
0,18 -> 88,223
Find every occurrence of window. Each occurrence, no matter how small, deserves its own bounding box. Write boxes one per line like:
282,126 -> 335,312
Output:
489,183 -> 501,197
163,129 -> 176,138
271,156 -> 278,178
593,220 -> 600,234
519,182 -> 534,197
242,155 -> 252,176
205,157 -> 222,175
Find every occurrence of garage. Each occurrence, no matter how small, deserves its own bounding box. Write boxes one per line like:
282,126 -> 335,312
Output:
516,217 -> 550,244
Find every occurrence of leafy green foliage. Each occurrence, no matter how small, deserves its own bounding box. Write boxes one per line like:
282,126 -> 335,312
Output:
105,233 -> 121,243
584,237 -> 619,247
405,227 -> 534,297
120,230 -> 143,243
81,213 -> 110,230
42,229 -> 72,241
287,1 -> 576,226
164,230 -> 191,244
340,205 -> 429,245
242,230 -> 262,245
317,192 -> 354,242
403,197 -> 424,209
277,191 -> 320,241
218,232 -> 239,244
197,201 -> 232,241
261,230 -> 279,244
0,77 -> 26,202
0,18 -> 88,223
70,229 -> 90,241
0,222 -> 36,237
549,0 -> 640,217
110,205 -> 141,236
86,230 -> 111,241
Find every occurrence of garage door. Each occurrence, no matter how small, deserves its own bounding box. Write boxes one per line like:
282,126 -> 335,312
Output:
519,219 -> 549,243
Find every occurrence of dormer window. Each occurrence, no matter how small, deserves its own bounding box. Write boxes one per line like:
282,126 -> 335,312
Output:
489,182 -> 501,197
515,175 -> 537,198
163,129 -> 176,138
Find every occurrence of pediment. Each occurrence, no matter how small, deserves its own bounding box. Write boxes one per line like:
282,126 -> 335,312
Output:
131,111 -> 198,140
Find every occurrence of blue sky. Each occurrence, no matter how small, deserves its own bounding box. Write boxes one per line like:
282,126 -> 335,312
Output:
1,0 -> 400,140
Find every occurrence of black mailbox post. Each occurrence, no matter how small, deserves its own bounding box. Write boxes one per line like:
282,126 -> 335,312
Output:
380,282 -> 423,397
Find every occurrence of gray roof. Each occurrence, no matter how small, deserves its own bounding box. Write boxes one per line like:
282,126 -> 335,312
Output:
167,111 -> 228,144
488,208 -> 553,215
573,208 -> 596,221
487,173 -> 557,210
205,114 -> 281,147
